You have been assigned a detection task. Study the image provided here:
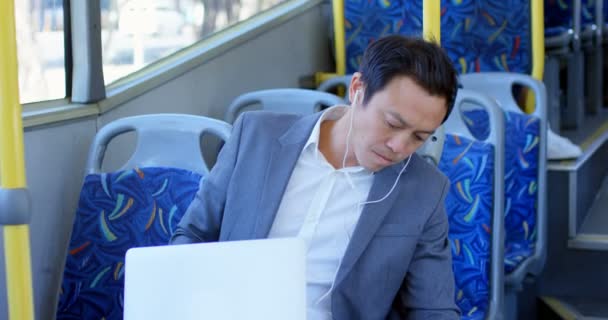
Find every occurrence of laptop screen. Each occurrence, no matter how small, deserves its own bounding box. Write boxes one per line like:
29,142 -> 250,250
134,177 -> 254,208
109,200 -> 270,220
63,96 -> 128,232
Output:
124,238 -> 306,320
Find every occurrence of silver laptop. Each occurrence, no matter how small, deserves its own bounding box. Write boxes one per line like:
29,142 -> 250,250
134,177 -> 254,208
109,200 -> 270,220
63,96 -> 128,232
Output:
124,238 -> 306,320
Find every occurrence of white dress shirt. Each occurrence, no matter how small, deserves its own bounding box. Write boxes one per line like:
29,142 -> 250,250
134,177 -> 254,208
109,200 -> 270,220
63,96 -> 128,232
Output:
267,106 -> 374,320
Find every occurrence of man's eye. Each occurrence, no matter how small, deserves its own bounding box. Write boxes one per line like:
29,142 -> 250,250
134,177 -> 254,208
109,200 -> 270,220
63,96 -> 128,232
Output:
385,120 -> 399,129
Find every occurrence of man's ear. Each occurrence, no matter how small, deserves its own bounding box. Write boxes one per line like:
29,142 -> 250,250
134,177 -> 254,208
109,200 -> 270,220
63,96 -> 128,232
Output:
349,72 -> 364,104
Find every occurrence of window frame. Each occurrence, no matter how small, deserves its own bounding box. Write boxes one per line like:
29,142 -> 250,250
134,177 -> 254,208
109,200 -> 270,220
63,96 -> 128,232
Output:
22,0 -> 321,128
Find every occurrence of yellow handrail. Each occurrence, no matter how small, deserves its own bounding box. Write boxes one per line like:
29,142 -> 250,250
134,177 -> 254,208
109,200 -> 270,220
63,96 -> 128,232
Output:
314,0 -> 345,90
525,0 -> 545,113
0,0 -> 35,319
531,0 -> 545,81
332,0 -> 346,76
423,0 -> 441,43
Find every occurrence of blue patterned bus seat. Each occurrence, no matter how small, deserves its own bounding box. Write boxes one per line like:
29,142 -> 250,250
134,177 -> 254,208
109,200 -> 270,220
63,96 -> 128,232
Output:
344,0 -> 531,75
605,0 -> 608,27
57,167 -> 202,319
462,109 -> 540,274
439,135 -> 495,320
544,0 -> 573,36
581,0 -> 596,26
344,0 -> 423,73
440,0 -> 532,75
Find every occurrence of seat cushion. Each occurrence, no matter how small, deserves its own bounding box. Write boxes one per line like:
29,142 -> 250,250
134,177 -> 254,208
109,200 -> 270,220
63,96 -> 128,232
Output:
57,167 -> 202,319
439,134 -> 495,320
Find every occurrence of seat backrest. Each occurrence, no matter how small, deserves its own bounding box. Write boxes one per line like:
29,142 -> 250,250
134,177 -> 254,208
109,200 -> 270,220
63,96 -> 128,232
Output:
343,0 -> 423,74
438,89 -> 505,320
342,0 -> 533,75
224,88 -> 344,123
58,114 -> 232,319
87,114 -> 232,176
460,73 -> 548,278
545,0 -> 575,30
582,0 -> 598,27
440,0 -> 532,75
443,0 -> 548,290
57,167 -> 203,319
604,0 -> 608,25
316,75 -> 353,95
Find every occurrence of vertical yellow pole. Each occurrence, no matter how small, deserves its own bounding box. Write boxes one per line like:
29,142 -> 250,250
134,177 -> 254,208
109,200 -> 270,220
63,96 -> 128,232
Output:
530,0 -> 545,81
423,0 -> 441,43
315,0 -> 346,89
0,0 -> 35,319
332,0 -> 346,76
526,0 -> 545,113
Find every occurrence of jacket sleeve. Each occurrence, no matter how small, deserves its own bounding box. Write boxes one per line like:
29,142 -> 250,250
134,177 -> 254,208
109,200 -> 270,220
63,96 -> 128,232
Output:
169,113 -> 246,244
393,177 -> 461,319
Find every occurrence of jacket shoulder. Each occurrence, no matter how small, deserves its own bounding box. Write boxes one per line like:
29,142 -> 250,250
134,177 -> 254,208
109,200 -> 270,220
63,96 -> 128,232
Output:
237,111 -> 303,136
408,153 -> 449,187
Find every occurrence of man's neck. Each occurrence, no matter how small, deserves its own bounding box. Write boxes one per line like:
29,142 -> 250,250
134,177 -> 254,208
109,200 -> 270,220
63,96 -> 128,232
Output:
318,109 -> 358,169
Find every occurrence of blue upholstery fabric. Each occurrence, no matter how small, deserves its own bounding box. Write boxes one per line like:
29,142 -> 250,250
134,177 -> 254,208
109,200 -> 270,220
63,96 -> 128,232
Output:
544,0 -> 573,32
57,167 -> 202,319
462,110 -> 540,274
344,0 -> 423,73
439,135 -> 495,320
581,0 -> 596,26
462,109 -> 491,141
502,112 -> 540,273
605,0 -> 608,26
440,0 -> 532,75
343,0 -> 532,75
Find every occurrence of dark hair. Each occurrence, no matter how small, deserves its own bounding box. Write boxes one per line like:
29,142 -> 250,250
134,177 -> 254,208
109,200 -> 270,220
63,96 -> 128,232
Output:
359,35 -> 458,123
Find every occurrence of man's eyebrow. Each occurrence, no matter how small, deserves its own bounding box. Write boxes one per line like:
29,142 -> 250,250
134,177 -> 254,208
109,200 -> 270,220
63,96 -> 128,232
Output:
386,111 -> 435,134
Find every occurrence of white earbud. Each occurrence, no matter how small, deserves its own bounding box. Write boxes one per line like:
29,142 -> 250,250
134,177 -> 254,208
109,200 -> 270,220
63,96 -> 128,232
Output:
353,89 -> 363,106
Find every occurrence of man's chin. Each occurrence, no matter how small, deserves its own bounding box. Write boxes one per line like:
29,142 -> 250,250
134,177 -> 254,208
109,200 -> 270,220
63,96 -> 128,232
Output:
362,160 -> 385,173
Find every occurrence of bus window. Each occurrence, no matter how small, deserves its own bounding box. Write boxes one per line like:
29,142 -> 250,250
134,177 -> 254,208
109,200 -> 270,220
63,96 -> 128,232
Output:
101,0 -> 287,85
14,0 -> 66,104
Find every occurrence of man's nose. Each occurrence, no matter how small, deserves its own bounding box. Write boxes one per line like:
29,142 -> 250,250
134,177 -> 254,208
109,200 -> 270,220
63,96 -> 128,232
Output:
386,134 -> 415,158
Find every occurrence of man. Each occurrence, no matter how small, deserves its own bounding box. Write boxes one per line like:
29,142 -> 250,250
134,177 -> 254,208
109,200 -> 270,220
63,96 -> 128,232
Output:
171,35 -> 460,319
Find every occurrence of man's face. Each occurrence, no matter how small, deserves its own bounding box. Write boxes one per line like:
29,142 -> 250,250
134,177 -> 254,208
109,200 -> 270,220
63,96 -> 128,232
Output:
349,74 -> 447,172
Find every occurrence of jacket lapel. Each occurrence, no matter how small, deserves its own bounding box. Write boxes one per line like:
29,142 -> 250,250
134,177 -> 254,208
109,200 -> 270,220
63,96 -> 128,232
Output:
334,164 -> 404,285
252,113 -> 322,238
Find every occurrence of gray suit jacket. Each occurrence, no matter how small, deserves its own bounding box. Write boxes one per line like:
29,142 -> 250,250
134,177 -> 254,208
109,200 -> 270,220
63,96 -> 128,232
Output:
171,111 -> 460,319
